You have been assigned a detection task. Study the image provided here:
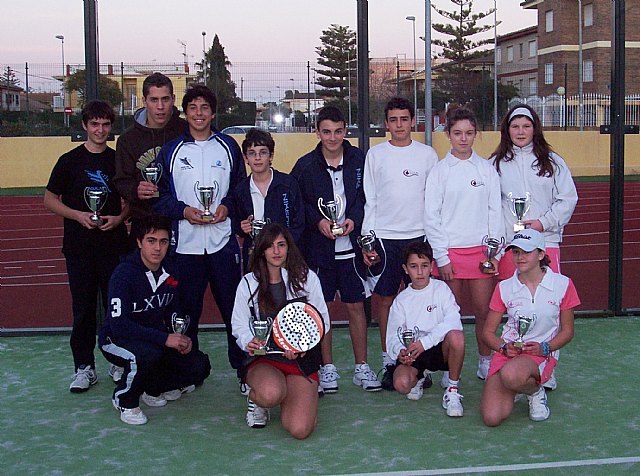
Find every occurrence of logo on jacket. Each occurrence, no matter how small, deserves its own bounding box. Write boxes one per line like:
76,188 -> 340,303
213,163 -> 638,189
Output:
426,304 -> 438,312
136,147 -> 161,171
166,276 -> 178,288
470,179 -> 485,187
507,300 -> 524,308
403,169 -> 419,177
84,170 -> 111,192
282,192 -> 290,227
132,293 -> 175,312
355,167 -> 362,189
179,157 -> 194,170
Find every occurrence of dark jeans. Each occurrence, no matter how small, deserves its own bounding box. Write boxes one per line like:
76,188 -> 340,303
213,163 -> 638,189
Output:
176,238 -> 243,372
65,253 -> 121,370
101,337 -> 211,409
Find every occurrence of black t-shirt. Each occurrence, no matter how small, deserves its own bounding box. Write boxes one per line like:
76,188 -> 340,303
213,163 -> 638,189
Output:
46,144 -> 128,256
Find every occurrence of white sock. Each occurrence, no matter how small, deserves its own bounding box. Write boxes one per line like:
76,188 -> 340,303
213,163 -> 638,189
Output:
382,352 -> 394,366
479,355 -> 491,363
448,379 -> 459,390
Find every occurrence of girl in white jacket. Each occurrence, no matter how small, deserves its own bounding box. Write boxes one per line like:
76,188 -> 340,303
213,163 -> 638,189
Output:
491,104 -> 578,279
231,223 -> 330,439
424,106 -> 503,381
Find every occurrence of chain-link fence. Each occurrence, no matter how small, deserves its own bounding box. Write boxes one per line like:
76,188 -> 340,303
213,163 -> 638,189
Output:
1,59 -> 638,136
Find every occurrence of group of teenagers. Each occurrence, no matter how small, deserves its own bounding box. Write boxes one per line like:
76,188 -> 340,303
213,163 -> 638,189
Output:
45,72 -> 580,439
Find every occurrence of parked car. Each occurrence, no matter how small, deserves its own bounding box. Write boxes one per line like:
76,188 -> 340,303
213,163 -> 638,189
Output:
220,125 -> 258,135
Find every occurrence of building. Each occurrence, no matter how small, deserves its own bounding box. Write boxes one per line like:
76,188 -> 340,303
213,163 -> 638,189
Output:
496,26 -> 538,97
521,0 -> 640,97
1,84 -> 22,112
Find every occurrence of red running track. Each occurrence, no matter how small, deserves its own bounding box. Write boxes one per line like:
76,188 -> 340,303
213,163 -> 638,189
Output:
1,182 -> 639,329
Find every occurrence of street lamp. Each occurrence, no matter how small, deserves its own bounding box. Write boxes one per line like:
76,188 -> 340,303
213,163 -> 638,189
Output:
578,0 -> 584,131
202,31 -> 207,85
422,0 -> 433,144
55,35 -> 66,126
406,16 -> 418,132
290,78 -> 295,129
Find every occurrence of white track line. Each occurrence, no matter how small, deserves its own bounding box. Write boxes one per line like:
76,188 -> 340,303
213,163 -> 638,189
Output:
340,456 -> 640,476
2,282 -> 68,287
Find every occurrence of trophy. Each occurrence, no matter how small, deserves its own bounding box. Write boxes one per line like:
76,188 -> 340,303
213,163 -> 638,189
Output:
397,326 -> 420,357
317,195 -> 344,236
141,162 -> 162,197
513,311 -> 536,349
249,317 -> 274,355
194,181 -> 219,221
508,192 -> 531,232
83,187 -> 108,226
171,313 -> 190,335
480,235 -> 505,274
249,215 -> 271,239
358,229 -> 380,264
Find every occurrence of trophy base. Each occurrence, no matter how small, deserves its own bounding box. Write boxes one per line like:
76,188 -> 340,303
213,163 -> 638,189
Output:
90,217 -> 104,226
331,226 -> 344,236
201,214 -> 214,222
253,349 -> 267,356
512,341 -> 525,349
151,191 -> 159,198
479,262 -> 496,274
513,223 -> 525,232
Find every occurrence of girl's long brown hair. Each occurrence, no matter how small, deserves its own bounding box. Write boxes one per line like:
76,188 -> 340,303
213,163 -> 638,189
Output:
249,223 -> 309,316
492,103 -> 556,177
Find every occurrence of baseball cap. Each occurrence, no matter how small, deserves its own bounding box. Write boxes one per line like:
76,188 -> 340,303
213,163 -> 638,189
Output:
506,229 -> 546,252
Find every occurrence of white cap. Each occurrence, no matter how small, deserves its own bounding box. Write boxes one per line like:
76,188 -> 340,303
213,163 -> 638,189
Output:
506,229 -> 546,252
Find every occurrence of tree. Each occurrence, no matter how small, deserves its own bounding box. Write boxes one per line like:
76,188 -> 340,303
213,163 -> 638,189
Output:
431,0 -> 494,105
315,24 -> 357,104
197,34 -> 239,113
2,67 -> 20,87
65,70 -> 122,107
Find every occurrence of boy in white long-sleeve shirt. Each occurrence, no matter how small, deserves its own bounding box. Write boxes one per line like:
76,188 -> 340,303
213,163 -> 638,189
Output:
361,97 -> 439,389
386,241 -> 465,417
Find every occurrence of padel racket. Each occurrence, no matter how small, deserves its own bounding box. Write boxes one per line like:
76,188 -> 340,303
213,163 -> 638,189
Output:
271,302 -> 325,353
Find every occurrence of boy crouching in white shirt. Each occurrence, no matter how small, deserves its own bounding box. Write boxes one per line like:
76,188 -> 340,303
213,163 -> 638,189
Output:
386,241 -> 465,417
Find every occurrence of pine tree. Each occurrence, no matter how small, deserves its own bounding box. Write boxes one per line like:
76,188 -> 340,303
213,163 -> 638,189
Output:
432,0 -> 494,106
198,34 -> 239,113
2,67 -> 20,87
315,24 -> 357,102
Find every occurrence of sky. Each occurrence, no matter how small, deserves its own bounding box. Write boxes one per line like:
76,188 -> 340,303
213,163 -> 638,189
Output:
2,0 -> 536,64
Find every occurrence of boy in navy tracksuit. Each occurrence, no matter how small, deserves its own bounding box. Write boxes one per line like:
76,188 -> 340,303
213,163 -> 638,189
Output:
290,106 -> 381,394
99,215 -> 211,425
234,128 -> 304,272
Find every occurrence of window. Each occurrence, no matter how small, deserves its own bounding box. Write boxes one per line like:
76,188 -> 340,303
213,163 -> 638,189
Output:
496,47 -> 502,65
545,63 -> 554,84
519,43 -> 524,60
529,77 -> 537,95
529,40 -> 537,58
546,10 -> 554,32
583,60 -> 594,82
507,45 -> 514,62
584,4 -> 593,27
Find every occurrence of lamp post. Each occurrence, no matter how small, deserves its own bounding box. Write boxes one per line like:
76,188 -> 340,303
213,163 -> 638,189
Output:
55,35 -> 66,127
346,49 -> 352,126
202,31 -> 207,85
289,78 -> 295,129
578,0 -> 583,131
406,16 -> 418,132
423,0 -> 433,144
493,0 -> 498,130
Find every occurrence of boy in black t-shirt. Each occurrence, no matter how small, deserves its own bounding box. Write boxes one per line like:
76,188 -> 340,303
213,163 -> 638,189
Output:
44,100 -> 129,393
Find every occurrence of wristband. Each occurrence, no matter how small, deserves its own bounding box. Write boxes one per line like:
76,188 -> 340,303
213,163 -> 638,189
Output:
542,342 -> 551,357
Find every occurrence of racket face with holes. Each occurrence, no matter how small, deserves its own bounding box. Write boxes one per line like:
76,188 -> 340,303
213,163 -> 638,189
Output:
272,302 -> 325,353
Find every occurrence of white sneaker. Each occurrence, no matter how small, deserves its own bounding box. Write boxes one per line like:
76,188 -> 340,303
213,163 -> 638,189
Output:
163,385 -> 196,401
141,393 -> 168,407
527,386 -> 550,421
108,364 -> 124,383
246,398 -> 268,428
543,370 -> 557,391
319,363 -> 340,394
407,377 -> 425,400
440,371 -> 450,389
477,358 -> 490,380
239,380 -> 251,396
112,398 -> 148,425
353,363 -> 382,392
69,365 -> 98,393
442,386 -> 464,417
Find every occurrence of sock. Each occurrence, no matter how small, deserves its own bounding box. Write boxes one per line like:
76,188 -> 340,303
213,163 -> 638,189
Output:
480,355 -> 491,363
448,379 -> 459,390
382,352 -> 394,367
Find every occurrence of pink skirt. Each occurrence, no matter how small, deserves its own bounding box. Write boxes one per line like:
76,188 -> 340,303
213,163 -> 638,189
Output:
432,246 -> 495,280
488,352 -> 557,386
497,246 -> 561,280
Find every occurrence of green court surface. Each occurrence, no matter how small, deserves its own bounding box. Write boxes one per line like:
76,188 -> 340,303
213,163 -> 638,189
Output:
1,318 -> 639,475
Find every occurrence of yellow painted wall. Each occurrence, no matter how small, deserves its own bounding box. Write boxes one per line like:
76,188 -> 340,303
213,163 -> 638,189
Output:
1,131 -> 639,189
